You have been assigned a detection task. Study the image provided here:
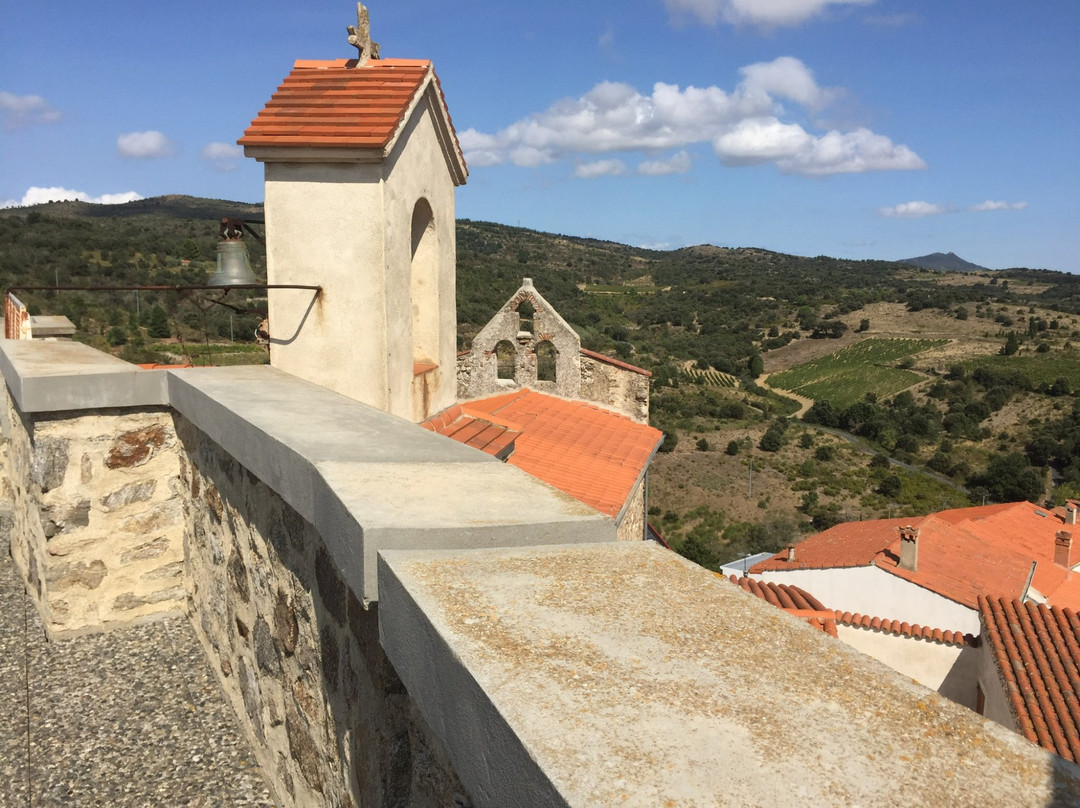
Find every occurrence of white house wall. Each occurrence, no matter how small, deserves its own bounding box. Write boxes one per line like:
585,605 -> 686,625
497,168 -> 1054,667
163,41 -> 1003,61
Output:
836,626 -> 980,709
756,565 -> 980,635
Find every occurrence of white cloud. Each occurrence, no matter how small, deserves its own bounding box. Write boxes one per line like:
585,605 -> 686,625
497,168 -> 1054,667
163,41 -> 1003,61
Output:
0,186 -> 143,209
202,141 -> 243,171
773,128 -> 926,175
117,130 -> 175,159
460,56 -> 922,177
0,91 -> 61,130
664,0 -> 873,28
969,200 -> 1027,212
638,151 -> 693,175
738,56 -> 835,110
877,201 -> 949,218
574,159 -> 628,178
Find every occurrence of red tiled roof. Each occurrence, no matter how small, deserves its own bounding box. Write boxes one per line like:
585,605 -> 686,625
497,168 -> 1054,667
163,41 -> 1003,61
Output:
420,404 -> 519,461
726,575 -> 838,637
578,348 -> 652,377
431,390 -> 662,518
979,596 -> 1080,762
834,611 -> 977,647
751,502 -> 1080,611
239,58 -> 466,181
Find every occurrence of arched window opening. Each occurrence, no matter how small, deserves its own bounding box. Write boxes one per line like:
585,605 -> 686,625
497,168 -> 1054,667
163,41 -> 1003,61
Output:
496,340 -> 516,381
517,300 -> 535,335
411,199 -> 439,365
536,340 -> 557,382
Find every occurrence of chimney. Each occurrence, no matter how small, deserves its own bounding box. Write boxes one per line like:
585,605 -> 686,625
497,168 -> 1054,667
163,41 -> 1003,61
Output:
1055,530 -> 1073,568
898,526 -> 919,572
1067,505 -> 1078,525
787,545 -> 796,562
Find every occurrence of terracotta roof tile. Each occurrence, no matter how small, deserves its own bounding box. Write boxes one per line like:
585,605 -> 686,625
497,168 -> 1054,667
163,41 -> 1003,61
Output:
980,595 -> 1080,762
433,390 -> 663,517
831,611 -> 977,647
726,575 -> 837,635
239,58 -> 466,179
420,408 -> 520,461
751,502 -> 1080,611
578,348 -> 652,377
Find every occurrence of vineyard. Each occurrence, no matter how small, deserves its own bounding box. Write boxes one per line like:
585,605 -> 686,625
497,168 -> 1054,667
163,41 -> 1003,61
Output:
683,368 -> 739,388
767,338 -> 946,409
961,351 -> 1080,390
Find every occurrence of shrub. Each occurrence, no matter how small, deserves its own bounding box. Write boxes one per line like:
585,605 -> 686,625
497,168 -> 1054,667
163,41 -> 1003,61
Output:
725,440 -> 741,456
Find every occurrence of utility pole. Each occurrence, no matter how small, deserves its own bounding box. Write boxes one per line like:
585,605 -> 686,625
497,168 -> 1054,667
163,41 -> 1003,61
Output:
747,454 -> 753,499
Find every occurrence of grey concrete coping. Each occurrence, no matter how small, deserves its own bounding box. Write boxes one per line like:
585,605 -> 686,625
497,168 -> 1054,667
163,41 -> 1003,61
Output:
0,338 -> 169,412
379,541 -> 1080,808
0,339 -> 615,602
167,366 -> 613,603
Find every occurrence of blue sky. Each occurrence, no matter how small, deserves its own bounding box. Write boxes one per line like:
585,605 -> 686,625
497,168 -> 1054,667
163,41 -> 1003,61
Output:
2,1 -> 1077,271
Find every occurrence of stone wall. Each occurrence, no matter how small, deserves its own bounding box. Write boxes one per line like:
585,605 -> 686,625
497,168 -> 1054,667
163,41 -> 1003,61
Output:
2,388 -> 185,637
177,415 -> 469,808
579,351 -> 650,423
616,476 -> 646,542
457,279 -> 582,401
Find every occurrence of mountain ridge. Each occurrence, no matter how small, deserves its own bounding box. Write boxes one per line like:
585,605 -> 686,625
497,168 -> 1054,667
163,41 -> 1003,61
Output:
899,251 -> 988,273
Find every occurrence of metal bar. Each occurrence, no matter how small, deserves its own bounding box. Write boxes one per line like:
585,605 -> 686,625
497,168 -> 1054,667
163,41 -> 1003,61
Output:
6,284 -> 320,293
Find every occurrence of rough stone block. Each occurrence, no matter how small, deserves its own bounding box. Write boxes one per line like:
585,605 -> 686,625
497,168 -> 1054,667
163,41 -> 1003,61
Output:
31,435 -> 69,491
105,423 -> 167,469
102,480 -> 157,511
119,535 -> 171,564
46,559 -> 107,590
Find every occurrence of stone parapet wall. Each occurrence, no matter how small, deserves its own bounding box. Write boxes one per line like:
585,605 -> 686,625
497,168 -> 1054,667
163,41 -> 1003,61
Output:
579,352 -> 650,423
2,389 -> 185,637
177,416 -> 468,808
615,475 -> 646,542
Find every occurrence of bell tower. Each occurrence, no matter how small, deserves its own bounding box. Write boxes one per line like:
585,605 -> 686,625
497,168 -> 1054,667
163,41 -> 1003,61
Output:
239,4 -> 467,421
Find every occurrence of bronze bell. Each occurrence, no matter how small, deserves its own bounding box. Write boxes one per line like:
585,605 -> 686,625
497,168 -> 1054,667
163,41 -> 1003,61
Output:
208,239 -> 258,286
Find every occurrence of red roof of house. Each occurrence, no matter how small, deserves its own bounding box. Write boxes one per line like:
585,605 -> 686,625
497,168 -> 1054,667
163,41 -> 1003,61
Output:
751,502 -> 1080,611
425,390 -> 662,519
979,596 -> 1080,762
239,58 -> 466,182
833,611 -> 977,647
726,575 -> 838,637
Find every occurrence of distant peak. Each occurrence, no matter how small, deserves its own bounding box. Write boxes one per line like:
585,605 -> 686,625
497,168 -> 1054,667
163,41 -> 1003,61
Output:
898,251 -> 988,273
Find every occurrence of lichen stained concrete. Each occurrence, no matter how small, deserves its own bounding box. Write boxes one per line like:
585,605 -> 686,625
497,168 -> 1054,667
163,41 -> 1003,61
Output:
386,541 -> 1080,807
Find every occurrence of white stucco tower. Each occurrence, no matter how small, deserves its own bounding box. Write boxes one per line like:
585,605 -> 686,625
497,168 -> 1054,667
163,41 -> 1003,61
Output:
239,35 -> 467,421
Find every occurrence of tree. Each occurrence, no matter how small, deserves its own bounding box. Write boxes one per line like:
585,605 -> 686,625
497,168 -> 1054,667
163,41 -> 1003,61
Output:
748,353 -> 764,379
968,453 -> 1043,503
878,474 -> 902,498
725,440 -> 741,456
858,318 -> 870,332
696,438 -> 710,451
147,305 -> 170,339
1001,331 -> 1019,356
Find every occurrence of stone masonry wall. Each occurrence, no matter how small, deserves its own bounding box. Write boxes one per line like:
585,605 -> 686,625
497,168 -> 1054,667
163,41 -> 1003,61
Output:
579,353 -> 650,423
2,388 -> 185,637
615,475 -> 647,542
176,415 -> 469,808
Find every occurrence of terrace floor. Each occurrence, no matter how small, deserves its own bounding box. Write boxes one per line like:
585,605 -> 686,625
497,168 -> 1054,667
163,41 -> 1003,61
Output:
0,530 -> 275,807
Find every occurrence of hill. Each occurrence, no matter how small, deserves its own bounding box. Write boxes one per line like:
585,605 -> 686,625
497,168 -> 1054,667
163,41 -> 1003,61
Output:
899,251 -> 988,272
6,195 -> 1080,568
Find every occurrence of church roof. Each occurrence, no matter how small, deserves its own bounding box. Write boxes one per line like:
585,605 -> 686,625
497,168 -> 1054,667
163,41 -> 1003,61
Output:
239,58 -> 467,184
424,390 -> 663,520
